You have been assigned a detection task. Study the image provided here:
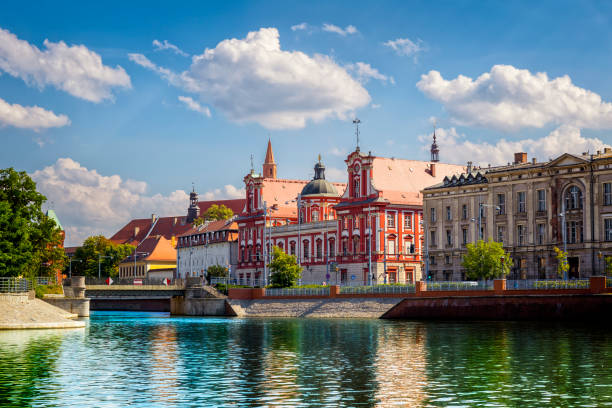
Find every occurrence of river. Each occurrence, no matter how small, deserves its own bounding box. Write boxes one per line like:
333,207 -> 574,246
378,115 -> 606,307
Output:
0,312 -> 610,407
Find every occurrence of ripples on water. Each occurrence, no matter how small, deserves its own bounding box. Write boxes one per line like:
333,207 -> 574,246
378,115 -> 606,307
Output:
0,312 -> 611,407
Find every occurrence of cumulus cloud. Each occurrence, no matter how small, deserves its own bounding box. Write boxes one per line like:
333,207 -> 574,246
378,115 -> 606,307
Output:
346,62 -> 394,84
291,23 -> 308,31
384,38 -> 425,60
418,125 -> 610,166
201,184 -> 245,201
178,96 -> 211,117
0,97 -> 70,130
325,166 -> 346,182
31,158 -> 189,246
322,24 -> 358,36
130,27 -> 370,129
417,65 -> 612,131
152,39 -> 188,56
0,27 -> 131,102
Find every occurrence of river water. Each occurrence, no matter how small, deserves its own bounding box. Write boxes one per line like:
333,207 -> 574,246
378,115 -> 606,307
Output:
0,312 -> 611,407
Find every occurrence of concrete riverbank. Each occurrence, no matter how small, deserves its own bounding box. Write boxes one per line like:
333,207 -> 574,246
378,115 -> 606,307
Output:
0,293 -> 85,329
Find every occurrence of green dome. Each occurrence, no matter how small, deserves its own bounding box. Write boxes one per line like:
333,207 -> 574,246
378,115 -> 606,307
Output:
300,161 -> 339,197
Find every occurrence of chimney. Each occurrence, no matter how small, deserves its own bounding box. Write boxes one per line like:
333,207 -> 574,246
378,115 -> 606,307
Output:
514,152 -> 527,164
532,157 -> 537,164
467,161 -> 473,173
430,163 -> 436,177
134,226 -> 140,236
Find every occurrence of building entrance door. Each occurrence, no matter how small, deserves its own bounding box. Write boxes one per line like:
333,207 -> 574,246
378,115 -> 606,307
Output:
568,257 -> 580,279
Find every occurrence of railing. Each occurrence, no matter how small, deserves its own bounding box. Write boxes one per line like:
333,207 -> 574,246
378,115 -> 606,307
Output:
85,277 -> 179,286
506,279 -> 590,290
265,287 -> 330,297
0,277 -> 32,293
340,284 -> 416,295
425,281 -> 493,291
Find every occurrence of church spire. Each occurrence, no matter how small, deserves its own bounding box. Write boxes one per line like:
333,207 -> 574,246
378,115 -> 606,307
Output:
263,138 -> 277,179
430,124 -> 440,163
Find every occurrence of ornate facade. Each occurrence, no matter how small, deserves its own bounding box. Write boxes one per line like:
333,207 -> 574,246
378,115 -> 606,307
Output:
423,149 -> 612,280
235,137 -> 464,285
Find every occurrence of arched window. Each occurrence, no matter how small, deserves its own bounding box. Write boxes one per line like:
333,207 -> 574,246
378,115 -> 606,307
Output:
353,236 -> 360,254
278,242 -> 284,252
303,240 -> 310,259
565,186 -> 583,210
316,239 -> 322,258
290,241 -> 296,256
328,238 -> 336,258
312,210 -> 319,222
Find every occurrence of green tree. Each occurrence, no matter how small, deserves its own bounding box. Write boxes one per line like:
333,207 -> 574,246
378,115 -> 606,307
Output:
201,204 -> 234,222
0,168 -> 65,277
268,246 -> 302,288
206,264 -> 228,280
605,256 -> 612,276
73,235 -> 134,277
554,247 -> 569,278
462,239 -> 512,280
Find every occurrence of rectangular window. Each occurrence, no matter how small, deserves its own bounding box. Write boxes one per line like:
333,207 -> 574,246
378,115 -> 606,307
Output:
342,240 -> 348,256
568,221 -> 577,244
462,204 -> 468,220
497,225 -> 504,243
605,219 -> 612,241
387,239 -> 395,255
430,207 -> 436,223
404,213 -> 412,230
316,241 -> 322,258
446,229 -> 452,246
497,194 -> 505,215
445,255 -> 451,265
517,192 -> 526,213
430,230 -> 436,246
329,241 -> 335,258
536,223 -> 545,245
537,189 -> 546,212
462,228 -> 468,245
446,206 -> 452,221
387,212 -> 396,229
303,242 -> 309,259
429,255 -> 436,265
517,225 -> 525,246
605,183 -> 612,206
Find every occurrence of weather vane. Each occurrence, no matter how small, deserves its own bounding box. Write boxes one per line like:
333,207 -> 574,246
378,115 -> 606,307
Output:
353,118 -> 361,150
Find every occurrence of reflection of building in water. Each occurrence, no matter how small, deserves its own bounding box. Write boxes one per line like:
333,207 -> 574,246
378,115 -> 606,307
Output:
260,321 -> 301,405
373,323 -> 427,406
150,325 -> 179,405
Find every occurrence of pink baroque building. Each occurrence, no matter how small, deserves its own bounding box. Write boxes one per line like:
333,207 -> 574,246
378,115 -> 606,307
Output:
236,135 -> 465,286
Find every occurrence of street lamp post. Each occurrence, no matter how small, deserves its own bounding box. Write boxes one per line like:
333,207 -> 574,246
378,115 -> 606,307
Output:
420,218 -> 429,281
68,258 -> 82,278
133,251 -> 148,279
98,254 -> 113,279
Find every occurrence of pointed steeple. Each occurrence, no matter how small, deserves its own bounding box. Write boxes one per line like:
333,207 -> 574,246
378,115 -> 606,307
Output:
263,138 -> 277,179
430,126 -> 440,163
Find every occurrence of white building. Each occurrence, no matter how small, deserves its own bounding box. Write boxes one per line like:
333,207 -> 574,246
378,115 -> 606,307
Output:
176,218 -> 239,279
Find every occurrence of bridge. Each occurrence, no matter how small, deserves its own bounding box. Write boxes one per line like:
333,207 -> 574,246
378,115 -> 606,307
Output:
86,284 -> 224,312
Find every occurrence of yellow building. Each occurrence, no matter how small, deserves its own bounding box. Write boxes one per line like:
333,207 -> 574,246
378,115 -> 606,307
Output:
118,235 -> 176,280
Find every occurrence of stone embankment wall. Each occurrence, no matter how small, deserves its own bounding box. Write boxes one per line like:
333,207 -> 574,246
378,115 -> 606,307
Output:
227,298 -> 404,318
0,293 -> 85,329
43,276 -> 90,317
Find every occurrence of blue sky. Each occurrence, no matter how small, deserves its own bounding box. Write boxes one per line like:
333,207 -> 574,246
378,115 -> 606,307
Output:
2,0 -> 612,245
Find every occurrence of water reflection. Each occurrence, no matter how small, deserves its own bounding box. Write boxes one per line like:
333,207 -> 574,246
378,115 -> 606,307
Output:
0,314 -> 610,407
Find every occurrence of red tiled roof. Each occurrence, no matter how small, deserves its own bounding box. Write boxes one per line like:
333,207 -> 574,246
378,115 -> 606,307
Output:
197,199 -> 245,216
110,216 -> 192,247
371,158 -> 465,205
177,219 -> 239,238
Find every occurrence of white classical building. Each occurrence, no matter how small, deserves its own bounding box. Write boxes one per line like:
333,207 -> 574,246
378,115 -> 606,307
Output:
176,218 -> 239,279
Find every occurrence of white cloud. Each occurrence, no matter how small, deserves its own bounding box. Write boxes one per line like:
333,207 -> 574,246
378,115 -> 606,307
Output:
322,24 -> 358,36
384,38 -> 425,60
417,65 -> 612,131
329,147 -> 347,157
178,96 -> 211,117
418,125 -> 610,167
130,27 -> 370,129
152,39 -> 188,56
346,62 -> 394,84
31,158 -> 191,246
291,23 -> 308,31
325,166 -> 346,182
371,103 -> 381,109
0,27 -> 131,103
0,97 -> 69,130
201,184 -> 245,201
